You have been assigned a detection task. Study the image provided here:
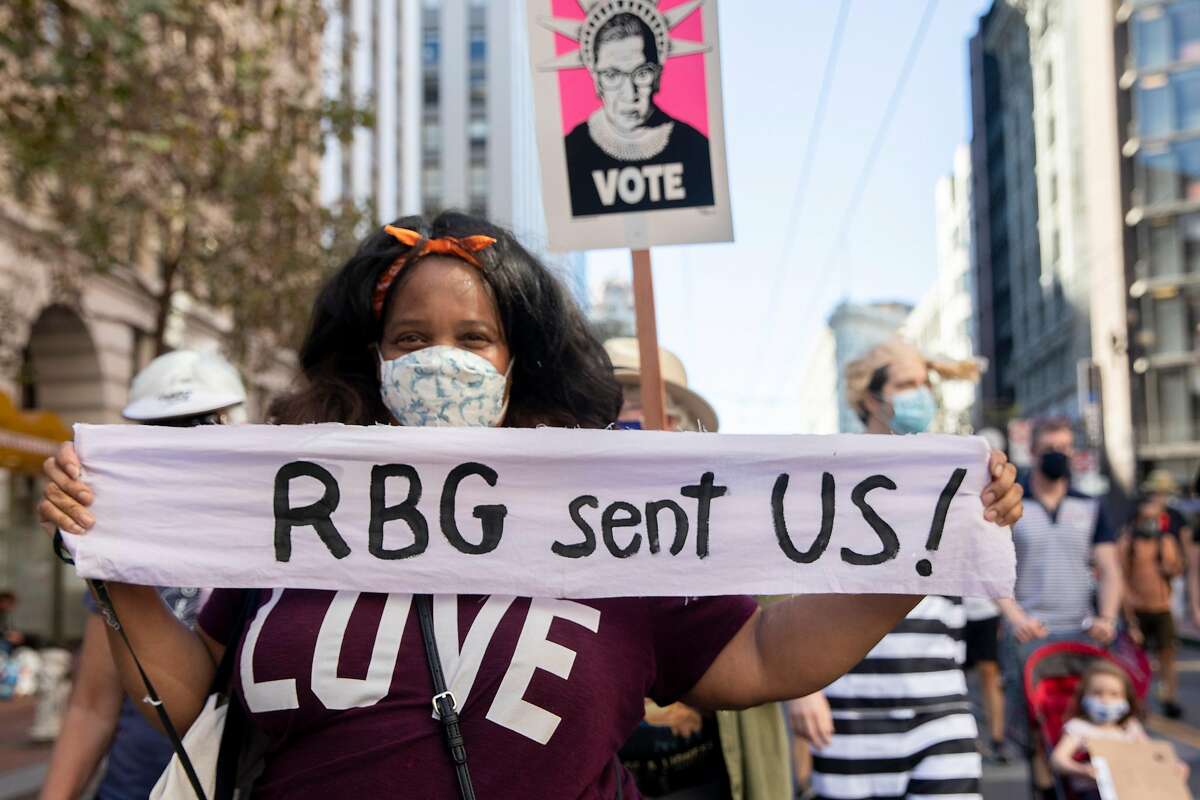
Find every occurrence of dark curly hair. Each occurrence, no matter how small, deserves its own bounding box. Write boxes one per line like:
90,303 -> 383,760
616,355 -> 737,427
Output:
270,212 -> 623,429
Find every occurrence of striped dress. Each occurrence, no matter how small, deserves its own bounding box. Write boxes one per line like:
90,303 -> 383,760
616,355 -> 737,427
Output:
811,596 -> 981,800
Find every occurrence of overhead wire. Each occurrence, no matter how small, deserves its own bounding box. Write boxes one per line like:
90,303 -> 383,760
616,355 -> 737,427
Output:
736,0 -> 854,397
752,0 -> 941,408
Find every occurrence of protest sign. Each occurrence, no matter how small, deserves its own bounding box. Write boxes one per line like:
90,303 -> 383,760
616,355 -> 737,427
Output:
526,0 -> 733,252
65,424 -> 1015,599
1089,740 -> 1190,800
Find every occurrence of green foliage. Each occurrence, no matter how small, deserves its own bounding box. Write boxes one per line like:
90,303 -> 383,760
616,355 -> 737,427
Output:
0,0 -> 371,358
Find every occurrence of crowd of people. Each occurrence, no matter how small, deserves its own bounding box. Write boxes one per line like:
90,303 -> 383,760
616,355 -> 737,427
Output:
22,208 -> 1193,799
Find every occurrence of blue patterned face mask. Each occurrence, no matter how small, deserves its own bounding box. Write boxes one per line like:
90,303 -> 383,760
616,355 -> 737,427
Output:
379,345 -> 509,427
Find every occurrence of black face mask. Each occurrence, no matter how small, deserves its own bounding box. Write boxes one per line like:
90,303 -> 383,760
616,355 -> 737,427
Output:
1039,451 -> 1071,481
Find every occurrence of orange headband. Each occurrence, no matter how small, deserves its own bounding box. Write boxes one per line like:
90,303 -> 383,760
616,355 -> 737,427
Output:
372,225 -> 497,319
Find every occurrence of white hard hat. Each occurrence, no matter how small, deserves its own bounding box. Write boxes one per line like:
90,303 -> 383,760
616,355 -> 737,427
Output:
123,350 -> 247,422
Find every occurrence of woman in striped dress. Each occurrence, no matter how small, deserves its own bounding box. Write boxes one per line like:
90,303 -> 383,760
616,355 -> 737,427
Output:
790,339 -> 985,800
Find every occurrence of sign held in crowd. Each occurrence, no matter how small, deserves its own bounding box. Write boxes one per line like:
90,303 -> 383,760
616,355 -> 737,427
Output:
65,424 -> 1015,599
526,0 -> 734,251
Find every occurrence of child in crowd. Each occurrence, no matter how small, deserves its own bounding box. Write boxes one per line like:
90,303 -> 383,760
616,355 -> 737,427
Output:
1050,662 -> 1185,799
1120,494 -> 1186,718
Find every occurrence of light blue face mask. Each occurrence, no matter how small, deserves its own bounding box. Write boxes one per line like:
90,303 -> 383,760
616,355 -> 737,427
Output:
1082,696 -> 1129,725
887,386 -> 936,434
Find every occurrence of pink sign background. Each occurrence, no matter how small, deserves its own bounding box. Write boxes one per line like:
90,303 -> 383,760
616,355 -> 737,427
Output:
551,0 -> 710,137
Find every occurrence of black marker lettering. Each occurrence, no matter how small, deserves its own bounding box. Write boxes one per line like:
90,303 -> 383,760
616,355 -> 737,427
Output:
440,462 -> 507,555
773,472 -> 836,564
842,474 -> 900,566
602,501 -> 643,558
646,499 -> 688,555
368,464 -> 428,560
680,472 -> 728,558
273,461 -> 349,562
555,495 -> 599,558
917,468 -> 968,577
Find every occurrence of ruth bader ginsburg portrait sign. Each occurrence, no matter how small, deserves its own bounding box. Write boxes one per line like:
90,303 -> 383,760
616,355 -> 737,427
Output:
527,0 -> 733,252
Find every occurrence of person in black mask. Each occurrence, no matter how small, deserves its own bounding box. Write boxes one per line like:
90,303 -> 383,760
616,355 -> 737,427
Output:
995,417 -> 1122,800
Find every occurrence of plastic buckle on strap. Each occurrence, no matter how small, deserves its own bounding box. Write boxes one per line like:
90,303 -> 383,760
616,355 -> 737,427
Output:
432,690 -> 457,717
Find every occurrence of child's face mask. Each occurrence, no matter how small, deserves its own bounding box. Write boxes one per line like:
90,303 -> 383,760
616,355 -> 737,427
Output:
1081,695 -> 1129,724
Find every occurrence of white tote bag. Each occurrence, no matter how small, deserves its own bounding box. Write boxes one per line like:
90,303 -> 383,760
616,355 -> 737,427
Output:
150,692 -> 228,800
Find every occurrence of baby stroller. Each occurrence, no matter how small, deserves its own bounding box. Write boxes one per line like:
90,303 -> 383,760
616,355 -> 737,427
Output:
1023,638 -> 1152,800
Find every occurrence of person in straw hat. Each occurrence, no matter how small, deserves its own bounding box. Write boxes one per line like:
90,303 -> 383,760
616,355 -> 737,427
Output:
790,338 -> 990,800
603,338 -> 791,800
603,337 -> 717,432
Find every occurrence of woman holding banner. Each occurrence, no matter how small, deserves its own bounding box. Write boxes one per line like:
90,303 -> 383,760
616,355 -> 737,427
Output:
790,339 -> 987,800
39,212 -> 1022,799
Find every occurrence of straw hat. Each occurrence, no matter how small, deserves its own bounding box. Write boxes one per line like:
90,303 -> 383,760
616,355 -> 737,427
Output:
603,338 -> 719,433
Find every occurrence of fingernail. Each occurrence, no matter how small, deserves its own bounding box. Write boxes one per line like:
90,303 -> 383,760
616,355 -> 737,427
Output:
81,513 -> 94,528
982,492 -> 995,505
986,510 -> 998,522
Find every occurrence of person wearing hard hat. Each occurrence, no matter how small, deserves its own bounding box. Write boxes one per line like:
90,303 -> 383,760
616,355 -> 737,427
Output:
40,351 -> 246,800
604,338 -> 791,800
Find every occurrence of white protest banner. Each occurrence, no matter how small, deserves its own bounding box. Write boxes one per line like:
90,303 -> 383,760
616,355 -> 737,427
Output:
526,0 -> 733,252
65,424 -> 1015,599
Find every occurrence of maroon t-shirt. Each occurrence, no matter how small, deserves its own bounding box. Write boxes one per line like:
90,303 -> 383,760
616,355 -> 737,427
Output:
199,590 -> 756,798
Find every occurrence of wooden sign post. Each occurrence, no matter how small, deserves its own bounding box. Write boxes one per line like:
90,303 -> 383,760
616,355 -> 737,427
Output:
631,249 -> 668,431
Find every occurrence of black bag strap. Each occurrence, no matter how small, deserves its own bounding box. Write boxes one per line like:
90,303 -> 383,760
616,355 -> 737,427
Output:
414,594 -> 476,800
213,590 -> 262,800
90,579 -> 210,800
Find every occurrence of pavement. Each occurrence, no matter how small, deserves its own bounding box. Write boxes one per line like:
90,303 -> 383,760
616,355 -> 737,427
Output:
2,638 -> 1200,799
0,698 -> 50,800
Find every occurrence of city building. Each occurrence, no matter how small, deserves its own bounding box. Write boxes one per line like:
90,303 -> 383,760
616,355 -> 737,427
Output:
589,278 -> 636,342
971,0 -> 1139,492
795,327 -> 840,435
0,5 -> 312,642
1019,0 -> 1097,420
1119,0 -> 1200,481
902,146 -> 979,434
320,0 -> 586,301
829,301 -> 914,433
970,1 -> 1040,427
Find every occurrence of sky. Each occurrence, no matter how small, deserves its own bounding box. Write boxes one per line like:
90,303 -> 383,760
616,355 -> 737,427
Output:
585,0 -> 993,434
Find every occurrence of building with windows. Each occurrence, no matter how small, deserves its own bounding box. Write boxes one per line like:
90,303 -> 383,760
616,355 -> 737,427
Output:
321,0 -> 586,300
1121,0 -> 1200,481
972,0 -> 1096,423
971,0 -> 1148,492
903,146 -> 979,435
970,1 -> 1040,427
